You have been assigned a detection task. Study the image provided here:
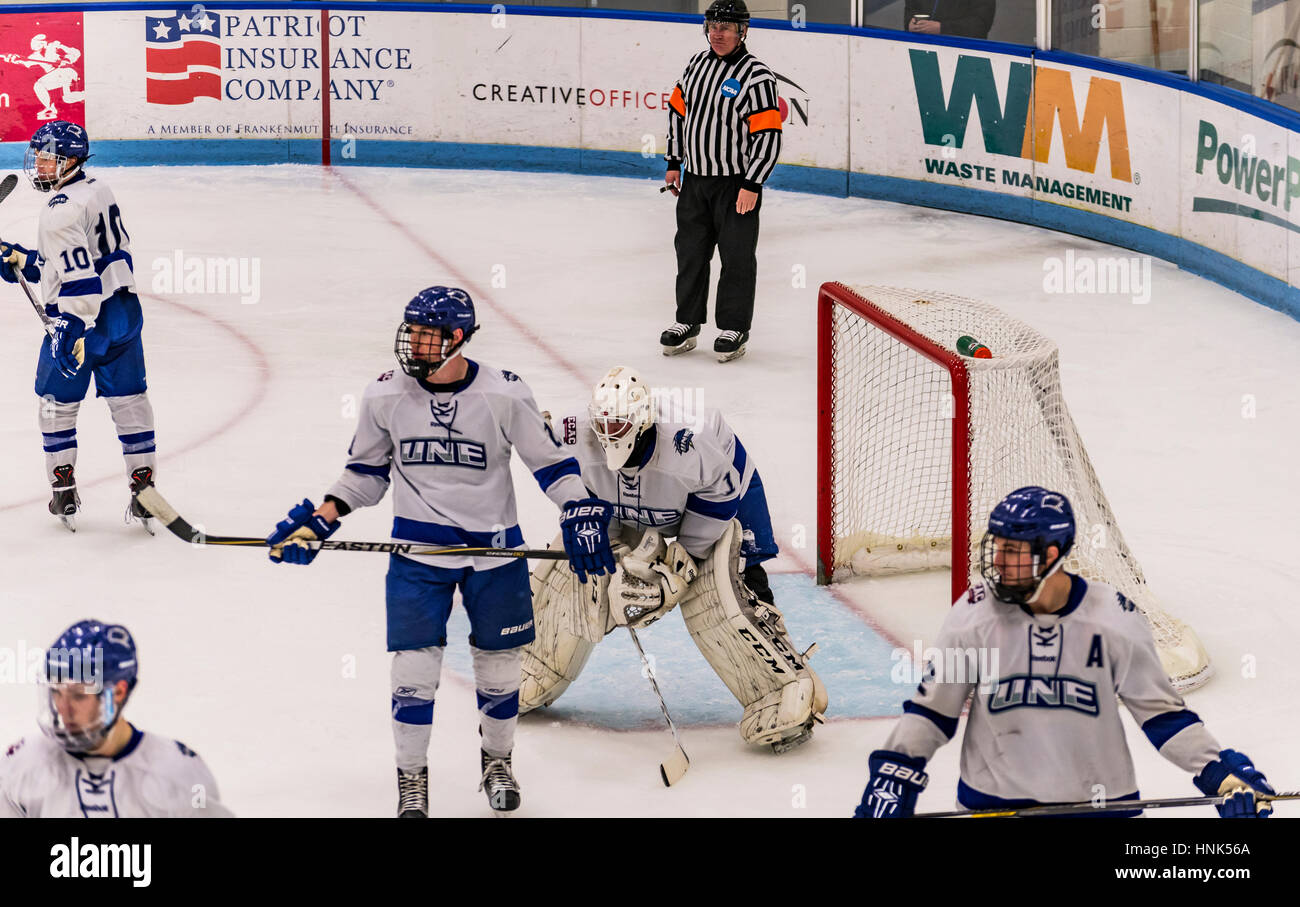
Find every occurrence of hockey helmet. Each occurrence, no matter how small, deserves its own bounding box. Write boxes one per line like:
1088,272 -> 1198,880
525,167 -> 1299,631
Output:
25,121 -> 89,193
395,286 -> 479,381
978,486 -> 1076,605
589,366 -> 656,470
39,619 -> 138,753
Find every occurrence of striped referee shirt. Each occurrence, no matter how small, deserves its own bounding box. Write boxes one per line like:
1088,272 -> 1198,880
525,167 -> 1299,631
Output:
666,43 -> 783,191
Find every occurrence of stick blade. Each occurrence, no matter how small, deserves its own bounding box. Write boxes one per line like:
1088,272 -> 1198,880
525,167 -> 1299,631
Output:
659,746 -> 689,787
0,173 -> 18,205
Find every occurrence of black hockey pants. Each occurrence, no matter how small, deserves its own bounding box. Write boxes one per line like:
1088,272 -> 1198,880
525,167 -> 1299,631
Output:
673,173 -> 762,333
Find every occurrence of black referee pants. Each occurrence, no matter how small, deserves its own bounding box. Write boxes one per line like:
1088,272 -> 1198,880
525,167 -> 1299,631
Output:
673,173 -> 762,333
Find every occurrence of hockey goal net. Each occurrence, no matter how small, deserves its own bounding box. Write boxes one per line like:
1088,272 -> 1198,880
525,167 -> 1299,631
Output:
816,282 -> 1212,692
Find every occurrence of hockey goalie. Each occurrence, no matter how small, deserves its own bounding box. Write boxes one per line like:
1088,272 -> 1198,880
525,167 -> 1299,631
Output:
522,366 -> 828,752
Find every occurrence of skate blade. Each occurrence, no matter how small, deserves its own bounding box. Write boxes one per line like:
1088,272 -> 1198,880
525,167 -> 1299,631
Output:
770,726 -> 814,755
58,514 -> 77,533
716,345 -> 747,363
139,518 -> 156,536
662,338 -> 697,357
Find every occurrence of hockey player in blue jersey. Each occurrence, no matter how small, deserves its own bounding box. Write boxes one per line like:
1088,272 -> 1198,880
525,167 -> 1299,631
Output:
855,486 -> 1275,818
522,366 -> 827,753
264,286 -> 615,817
1,121 -> 157,533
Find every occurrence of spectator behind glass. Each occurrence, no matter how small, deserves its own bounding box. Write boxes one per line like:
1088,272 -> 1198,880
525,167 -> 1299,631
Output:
905,0 -> 995,39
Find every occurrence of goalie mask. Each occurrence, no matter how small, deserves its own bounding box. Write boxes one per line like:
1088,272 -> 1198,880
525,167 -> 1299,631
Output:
589,366 -> 655,470
38,620 -> 138,753
978,486 -> 1075,606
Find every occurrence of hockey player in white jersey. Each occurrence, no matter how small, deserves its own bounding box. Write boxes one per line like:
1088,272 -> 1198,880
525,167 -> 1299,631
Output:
264,287 -> 615,817
0,121 -> 158,533
0,619 -> 231,818
855,486 -> 1275,818
522,366 -> 827,752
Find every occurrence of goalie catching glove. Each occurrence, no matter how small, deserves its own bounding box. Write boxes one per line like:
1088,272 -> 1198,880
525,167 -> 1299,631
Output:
607,529 -> 698,629
267,499 -> 341,565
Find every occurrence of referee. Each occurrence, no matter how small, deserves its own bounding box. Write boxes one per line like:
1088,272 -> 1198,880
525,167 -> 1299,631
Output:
661,0 -> 782,363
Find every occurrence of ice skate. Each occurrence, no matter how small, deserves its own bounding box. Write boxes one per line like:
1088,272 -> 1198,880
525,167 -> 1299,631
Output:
479,749 -> 520,816
125,466 -> 156,535
714,330 -> 748,363
48,464 -> 79,532
396,766 -> 428,818
660,322 -> 700,356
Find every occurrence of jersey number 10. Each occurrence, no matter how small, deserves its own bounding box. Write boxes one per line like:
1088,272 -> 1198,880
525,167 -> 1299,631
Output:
93,204 -> 129,257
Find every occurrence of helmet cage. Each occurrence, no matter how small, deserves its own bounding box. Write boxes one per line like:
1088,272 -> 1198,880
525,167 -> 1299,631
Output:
24,145 -> 82,193
978,531 -> 1073,605
394,321 -> 471,381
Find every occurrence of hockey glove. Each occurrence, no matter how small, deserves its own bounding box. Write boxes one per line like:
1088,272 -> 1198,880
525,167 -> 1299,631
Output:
267,499 -> 341,565
609,539 -> 698,628
0,241 -> 40,284
49,312 -> 87,378
560,497 -> 615,583
854,750 -> 929,818
1194,749 -> 1275,818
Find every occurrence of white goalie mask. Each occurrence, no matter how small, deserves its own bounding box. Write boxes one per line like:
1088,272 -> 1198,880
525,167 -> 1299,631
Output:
588,366 -> 655,470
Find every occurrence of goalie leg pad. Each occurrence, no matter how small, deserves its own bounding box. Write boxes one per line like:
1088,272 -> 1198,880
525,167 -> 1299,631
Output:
678,520 -> 828,747
519,533 -> 608,713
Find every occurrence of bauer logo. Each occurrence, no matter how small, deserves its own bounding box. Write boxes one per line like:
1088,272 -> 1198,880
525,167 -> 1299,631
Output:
909,49 -> 1132,182
720,78 -> 741,98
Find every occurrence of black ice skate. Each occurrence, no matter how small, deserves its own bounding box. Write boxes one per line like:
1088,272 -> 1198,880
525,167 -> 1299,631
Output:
713,330 -> 749,363
125,466 -> 156,535
660,322 -> 700,356
48,464 -> 80,533
479,749 -> 520,816
396,766 -> 428,818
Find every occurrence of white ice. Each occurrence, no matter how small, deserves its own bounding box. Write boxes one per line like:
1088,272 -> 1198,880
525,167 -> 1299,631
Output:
0,166 -> 1295,817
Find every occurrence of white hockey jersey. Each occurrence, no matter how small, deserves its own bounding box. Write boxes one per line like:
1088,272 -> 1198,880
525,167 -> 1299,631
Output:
885,575 -> 1222,807
327,361 -> 587,571
0,727 -> 232,818
557,408 -> 755,560
38,172 -> 135,329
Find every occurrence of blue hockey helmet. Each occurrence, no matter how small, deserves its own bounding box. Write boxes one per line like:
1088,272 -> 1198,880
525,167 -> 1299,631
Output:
24,120 -> 90,192
978,486 -> 1075,605
395,286 -> 479,380
38,619 -> 138,752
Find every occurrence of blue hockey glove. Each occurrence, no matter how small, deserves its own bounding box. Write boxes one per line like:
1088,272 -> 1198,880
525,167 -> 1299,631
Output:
0,241 -> 39,284
49,312 -> 87,378
560,497 -> 615,583
854,750 -> 929,818
1194,749 -> 1275,818
267,499 -> 340,565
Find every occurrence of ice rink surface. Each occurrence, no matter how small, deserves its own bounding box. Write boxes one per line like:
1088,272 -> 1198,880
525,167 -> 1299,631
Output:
0,165 -> 1296,817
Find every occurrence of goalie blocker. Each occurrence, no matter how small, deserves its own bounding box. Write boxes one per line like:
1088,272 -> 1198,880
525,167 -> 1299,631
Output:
522,519 -> 827,751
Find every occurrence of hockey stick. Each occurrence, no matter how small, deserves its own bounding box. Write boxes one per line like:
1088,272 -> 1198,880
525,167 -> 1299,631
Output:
626,626 -> 690,787
134,485 -> 568,561
915,790 -> 1300,818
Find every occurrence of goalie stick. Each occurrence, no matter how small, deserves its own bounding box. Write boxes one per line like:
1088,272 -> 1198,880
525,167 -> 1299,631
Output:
0,173 -> 85,367
915,790 -> 1299,818
134,485 -> 568,561
627,626 -> 690,787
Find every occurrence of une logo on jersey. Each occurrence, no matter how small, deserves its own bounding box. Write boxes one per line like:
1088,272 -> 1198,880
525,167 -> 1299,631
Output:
400,437 -> 487,470
987,674 -> 1099,716
612,504 -> 680,527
